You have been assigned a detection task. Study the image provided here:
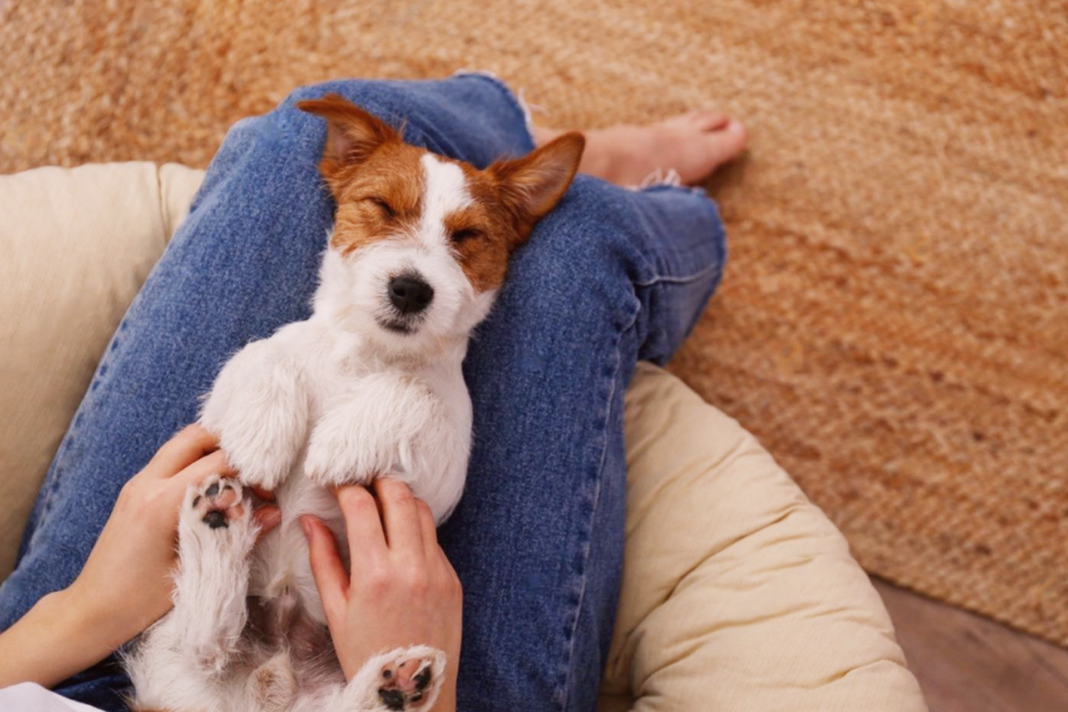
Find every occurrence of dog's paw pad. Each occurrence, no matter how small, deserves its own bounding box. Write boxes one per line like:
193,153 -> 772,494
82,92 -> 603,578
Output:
189,475 -> 245,529
377,657 -> 434,710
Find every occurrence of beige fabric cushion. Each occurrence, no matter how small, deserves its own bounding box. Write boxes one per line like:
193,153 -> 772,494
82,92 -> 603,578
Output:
0,162 -> 926,711
602,363 -> 927,711
0,162 -> 203,579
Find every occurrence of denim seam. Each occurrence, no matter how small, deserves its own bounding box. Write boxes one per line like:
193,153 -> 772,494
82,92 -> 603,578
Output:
31,366 -> 96,554
633,258 -> 724,288
555,309 -> 632,712
28,299 -> 135,567
630,179 -> 727,288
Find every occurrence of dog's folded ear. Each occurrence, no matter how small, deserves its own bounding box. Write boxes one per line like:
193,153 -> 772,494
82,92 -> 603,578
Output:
490,132 -> 585,242
297,94 -> 403,189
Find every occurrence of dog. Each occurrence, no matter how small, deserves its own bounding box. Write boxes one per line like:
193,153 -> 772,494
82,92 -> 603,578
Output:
124,94 -> 584,712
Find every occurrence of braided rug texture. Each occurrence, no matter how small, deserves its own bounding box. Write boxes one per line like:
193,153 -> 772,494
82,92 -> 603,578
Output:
1,0 -> 1066,645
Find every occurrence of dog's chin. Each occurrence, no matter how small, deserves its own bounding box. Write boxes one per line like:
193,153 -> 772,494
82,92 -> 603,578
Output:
378,317 -> 415,335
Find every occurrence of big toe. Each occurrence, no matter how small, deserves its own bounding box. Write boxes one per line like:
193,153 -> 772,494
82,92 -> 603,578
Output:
664,109 -> 731,132
704,120 -> 747,168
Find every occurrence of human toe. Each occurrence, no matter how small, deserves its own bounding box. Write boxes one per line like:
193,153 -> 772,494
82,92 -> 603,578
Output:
704,120 -> 747,165
662,109 -> 730,132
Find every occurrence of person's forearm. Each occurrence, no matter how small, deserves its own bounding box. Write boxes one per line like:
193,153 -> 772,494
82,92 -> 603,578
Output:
0,587 -> 123,689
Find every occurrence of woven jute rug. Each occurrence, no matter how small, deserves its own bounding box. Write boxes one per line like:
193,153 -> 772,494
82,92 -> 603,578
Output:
2,0 -> 1066,645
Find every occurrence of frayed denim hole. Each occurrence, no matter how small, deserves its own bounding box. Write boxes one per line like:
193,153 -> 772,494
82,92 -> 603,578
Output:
638,181 -> 709,197
632,194 -> 728,289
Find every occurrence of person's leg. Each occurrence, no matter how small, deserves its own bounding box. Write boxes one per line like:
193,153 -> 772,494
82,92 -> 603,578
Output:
534,112 -> 747,187
0,74 -> 727,712
444,174 -> 725,712
0,74 -> 535,711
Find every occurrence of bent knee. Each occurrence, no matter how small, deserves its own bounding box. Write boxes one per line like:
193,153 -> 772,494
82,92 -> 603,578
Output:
515,177 -> 652,286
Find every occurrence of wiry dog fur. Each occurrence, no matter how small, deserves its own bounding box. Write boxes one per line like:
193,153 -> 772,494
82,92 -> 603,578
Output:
124,95 -> 584,712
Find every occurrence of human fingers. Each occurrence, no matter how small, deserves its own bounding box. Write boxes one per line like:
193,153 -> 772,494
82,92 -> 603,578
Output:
301,515 -> 349,620
250,485 -> 275,501
336,485 -> 388,568
172,449 -> 237,489
415,499 -> 439,560
129,450 -> 236,520
417,501 -> 459,596
145,424 -> 219,478
373,478 -> 423,557
253,505 -> 282,538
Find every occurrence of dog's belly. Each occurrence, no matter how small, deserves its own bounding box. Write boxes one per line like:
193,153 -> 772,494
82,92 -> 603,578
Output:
249,472 -> 347,630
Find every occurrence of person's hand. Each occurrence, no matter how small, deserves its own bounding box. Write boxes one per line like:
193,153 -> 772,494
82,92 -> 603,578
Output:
65,424 -> 281,648
0,424 -> 281,689
302,479 -> 462,709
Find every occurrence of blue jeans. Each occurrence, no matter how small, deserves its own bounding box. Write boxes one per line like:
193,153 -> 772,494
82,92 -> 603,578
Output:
0,74 -> 725,712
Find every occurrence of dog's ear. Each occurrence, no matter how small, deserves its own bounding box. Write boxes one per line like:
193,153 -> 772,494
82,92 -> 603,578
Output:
490,132 -> 585,243
297,94 -> 402,189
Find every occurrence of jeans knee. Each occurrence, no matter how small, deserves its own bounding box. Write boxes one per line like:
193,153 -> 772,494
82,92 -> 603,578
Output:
279,80 -> 380,110
279,75 -> 537,169
505,178 -> 647,329
506,177 -> 724,361
270,79 -> 409,135
523,178 -> 650,283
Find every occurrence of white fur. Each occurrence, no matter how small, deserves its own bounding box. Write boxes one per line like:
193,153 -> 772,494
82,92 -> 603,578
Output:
127,155 -> 487,711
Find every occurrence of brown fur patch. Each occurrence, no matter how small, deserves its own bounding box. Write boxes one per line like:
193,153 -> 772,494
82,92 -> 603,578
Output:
299,95 -> 583,293
444,165 -> 520,292
446,134 -> 584,291
329,142 -> 426,255
327,144 -> 529,292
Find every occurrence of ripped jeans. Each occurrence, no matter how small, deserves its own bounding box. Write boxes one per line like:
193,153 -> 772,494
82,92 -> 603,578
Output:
0,73 -> 726,712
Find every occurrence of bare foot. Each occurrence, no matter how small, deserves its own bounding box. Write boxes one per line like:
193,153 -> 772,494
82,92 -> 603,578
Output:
534,110 -> 747,187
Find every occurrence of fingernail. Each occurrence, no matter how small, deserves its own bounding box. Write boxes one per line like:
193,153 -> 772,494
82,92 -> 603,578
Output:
261,506 -> 281,529
299,515 -> 313,538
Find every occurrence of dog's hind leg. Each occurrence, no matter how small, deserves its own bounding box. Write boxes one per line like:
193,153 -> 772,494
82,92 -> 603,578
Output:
173,473 -> 259,674
303,646 -> 447,712
245,651 -> 298,712
126,474 -> 259,708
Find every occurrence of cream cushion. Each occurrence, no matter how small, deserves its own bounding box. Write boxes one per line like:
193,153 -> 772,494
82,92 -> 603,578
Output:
0,163 -> 926,711
0,163 -> 203,579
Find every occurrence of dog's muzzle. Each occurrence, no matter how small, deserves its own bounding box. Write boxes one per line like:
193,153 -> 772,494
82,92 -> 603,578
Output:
388,273 -> 434,315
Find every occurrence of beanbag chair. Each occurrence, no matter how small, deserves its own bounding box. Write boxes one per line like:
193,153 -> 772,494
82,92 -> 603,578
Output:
0,163 -> 927,711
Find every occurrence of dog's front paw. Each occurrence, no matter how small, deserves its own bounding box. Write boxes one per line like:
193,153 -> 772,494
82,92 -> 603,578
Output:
302,427 -> 378,488
199,341 -> 309,492
201,420 -> 297,493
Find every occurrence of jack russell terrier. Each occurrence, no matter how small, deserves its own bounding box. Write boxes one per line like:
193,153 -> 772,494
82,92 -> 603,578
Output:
125,94 -> 584,712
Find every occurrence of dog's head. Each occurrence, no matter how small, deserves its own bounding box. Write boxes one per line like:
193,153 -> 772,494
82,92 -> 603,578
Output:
298,94 -> 584,357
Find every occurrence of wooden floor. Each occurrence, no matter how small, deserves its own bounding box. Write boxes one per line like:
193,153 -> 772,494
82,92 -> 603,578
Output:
873,578 -> 1068,712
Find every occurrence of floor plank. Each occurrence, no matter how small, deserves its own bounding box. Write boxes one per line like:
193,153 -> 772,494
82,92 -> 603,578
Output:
873,578 -> 1068,712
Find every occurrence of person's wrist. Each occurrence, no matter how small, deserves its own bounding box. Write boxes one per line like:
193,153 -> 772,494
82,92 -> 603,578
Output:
59,578 -> 141,652
47,585 -> 108,650
3,586 -> 127,688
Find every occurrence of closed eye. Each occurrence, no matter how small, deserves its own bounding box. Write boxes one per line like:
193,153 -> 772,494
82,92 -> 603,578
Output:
365,196 -> 396,218
451,228 -> 482,244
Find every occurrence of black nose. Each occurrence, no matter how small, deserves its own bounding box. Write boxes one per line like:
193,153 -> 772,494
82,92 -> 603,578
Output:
388,274 -> 434,315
